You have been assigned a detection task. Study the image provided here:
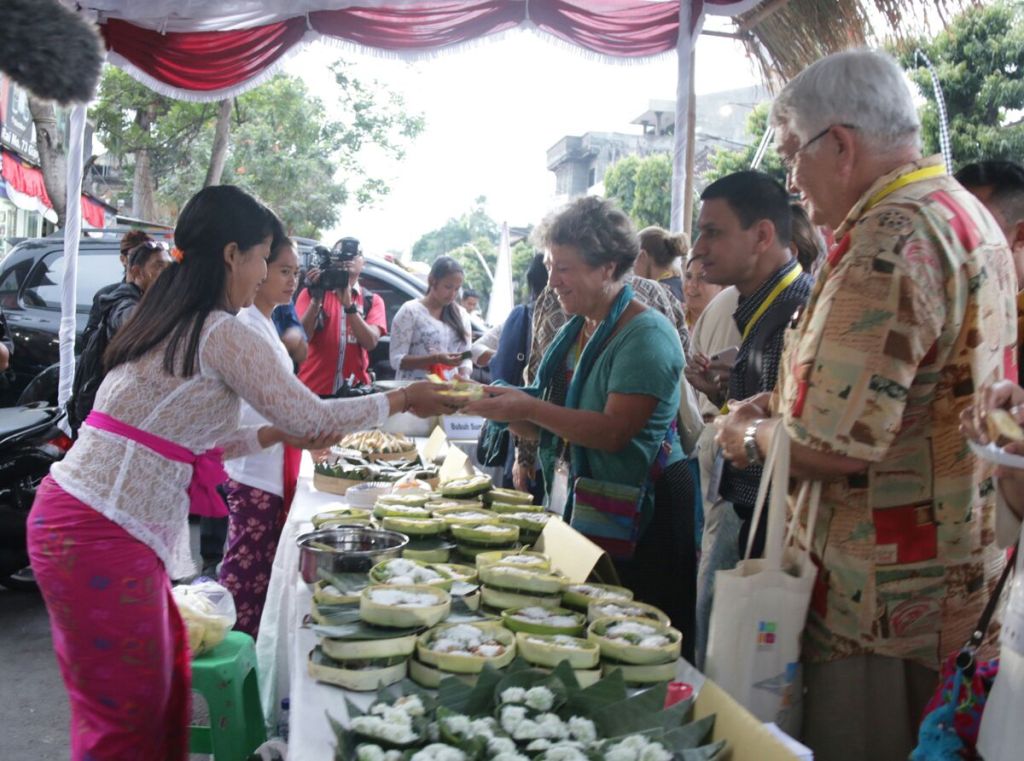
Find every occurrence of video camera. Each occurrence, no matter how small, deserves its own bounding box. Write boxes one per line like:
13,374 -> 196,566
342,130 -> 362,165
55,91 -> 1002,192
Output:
310,237 -> 361,296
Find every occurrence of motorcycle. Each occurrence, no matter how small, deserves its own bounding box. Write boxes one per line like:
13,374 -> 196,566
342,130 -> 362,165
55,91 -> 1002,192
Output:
0,402 -> 71,590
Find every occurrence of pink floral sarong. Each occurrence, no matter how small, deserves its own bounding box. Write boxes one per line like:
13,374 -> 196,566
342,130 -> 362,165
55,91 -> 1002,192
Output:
27,476 -> 191,760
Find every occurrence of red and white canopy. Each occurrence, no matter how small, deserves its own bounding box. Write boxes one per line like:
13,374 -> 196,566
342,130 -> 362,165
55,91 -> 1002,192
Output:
55,0 -> 763,404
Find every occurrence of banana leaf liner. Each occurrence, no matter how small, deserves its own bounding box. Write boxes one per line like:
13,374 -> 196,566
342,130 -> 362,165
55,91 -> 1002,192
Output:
501,606 -> 586,636
424,499 -> 482,511
311,507 -> 372,528
368,558 -> 454,589
450,522 -> 520,547
480,585 -> 563,611
601,659 -> 679,686
439,475 -> 493,499
313,579 -> 364,606
433,506 -> 499,528
478,564 -> 567,595
416,622 -> 516,673
429,562 -> 478,584
482,487 -> 534,507
561,583 -> 634,611
372,503 -> 432,520
402,546 -> 451,563
320,630 -> 419,661
474,549 -> 550,569
407,654 -> 479,689
490,501 -> 545,514
515,631 -> 601,669
499,511 -> 553,539
381,516 -> 445,536
359,584 -> 451,628
375,493 -> 430,507
587,599 -> 671,625
588,616 -> 682,665
308,647 -> 408,691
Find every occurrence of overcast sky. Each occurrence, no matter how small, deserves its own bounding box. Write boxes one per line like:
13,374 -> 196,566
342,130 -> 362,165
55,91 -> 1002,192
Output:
287,24 -> 761,256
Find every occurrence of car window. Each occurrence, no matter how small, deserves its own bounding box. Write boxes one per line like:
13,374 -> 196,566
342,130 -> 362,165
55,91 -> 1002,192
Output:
21,251 -> 124,313
0,259 -> 31,309
360,274 -> 419,331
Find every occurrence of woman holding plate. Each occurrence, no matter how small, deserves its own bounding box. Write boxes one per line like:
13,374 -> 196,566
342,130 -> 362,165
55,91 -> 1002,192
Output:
462,196 -> 696,660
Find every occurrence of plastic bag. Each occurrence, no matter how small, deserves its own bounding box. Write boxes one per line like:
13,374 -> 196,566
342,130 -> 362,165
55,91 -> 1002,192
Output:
172,579 -> 236,655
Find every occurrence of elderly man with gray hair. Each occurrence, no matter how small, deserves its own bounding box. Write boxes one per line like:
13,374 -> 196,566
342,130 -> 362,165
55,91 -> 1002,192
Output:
714,49 -> 1018,760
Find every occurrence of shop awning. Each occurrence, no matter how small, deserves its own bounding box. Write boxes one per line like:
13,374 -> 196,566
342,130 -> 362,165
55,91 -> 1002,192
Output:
1,149 -> 107,227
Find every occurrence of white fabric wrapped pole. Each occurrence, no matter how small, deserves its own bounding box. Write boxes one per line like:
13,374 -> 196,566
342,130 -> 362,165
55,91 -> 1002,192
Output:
58,103 -> 87,408
670,1 -> 698,233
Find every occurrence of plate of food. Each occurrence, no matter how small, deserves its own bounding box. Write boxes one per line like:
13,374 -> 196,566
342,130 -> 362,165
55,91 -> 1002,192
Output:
969,408 -> 1024,470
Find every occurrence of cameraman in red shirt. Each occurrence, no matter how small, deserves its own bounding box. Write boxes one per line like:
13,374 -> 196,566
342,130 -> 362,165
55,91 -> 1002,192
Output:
296,237 -> 387,395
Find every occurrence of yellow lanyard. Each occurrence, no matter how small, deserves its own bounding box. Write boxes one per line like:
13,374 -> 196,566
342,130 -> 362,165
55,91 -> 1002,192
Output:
864,164 -> 946,211
718,263 -> 802,414
739,264 -> 802,342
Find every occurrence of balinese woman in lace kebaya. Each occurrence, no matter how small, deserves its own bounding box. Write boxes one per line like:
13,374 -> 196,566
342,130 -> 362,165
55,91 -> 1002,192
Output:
26,186 -> 460,760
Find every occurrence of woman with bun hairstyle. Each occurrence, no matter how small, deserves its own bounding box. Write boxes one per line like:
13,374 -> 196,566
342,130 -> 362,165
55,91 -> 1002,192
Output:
26,185 -> 458,760
636,225 -> 688,304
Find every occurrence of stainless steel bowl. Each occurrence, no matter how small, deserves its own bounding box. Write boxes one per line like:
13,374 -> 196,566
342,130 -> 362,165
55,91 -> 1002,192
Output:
296,525 -> 409,585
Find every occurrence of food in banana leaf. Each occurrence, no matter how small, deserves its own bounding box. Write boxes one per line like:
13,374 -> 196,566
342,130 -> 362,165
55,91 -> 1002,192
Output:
501,606 -> 586,636
588,616 -> 682,665
372,502 -> 432,520
359,584 -> 451,628
308,647 -> 408,691
381,516 -> 445,537
416,622 -> 516,673
434,508 -> 500,528
375,493 -> 430,507
515,631 -> 601,669
479,564 -> 567,595
482,487 -> 534,507
439,474 -> 493,499
561,582 -> 634,611
339,430 -> 416,456
311,506 -> 372,528
587,599 -> 671,625
450,522 -> 519,547
475,549 -> 550,569
489,501 -> 545,514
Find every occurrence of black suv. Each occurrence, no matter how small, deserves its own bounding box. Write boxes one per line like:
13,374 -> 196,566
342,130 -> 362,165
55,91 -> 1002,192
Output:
0,230 -> 479,405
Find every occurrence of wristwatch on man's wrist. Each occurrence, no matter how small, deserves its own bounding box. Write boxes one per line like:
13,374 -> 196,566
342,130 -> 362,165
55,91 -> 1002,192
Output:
743,420 -> 763,466
343,304 -> 359,315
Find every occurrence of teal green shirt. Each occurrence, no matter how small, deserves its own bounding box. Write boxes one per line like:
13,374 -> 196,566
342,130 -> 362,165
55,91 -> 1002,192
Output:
539,309 -> 684,520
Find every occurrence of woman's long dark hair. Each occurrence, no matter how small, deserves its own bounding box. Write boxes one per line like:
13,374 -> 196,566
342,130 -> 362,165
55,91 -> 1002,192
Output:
105,185 -> 279,377
429,256 -> 469,344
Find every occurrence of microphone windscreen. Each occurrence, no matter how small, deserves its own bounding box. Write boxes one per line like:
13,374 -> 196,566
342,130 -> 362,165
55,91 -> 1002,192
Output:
0,0 -> 103,104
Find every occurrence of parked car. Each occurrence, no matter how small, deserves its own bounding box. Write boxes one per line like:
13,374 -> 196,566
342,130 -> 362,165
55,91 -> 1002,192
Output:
0,230 -> 483,405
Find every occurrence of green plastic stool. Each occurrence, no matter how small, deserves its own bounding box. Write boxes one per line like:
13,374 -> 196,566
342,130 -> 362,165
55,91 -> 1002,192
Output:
189,630 -> 267,761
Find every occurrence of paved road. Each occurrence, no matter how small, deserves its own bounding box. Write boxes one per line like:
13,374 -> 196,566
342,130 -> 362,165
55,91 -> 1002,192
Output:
0,585 -> 70,760
0,522 -> 211,759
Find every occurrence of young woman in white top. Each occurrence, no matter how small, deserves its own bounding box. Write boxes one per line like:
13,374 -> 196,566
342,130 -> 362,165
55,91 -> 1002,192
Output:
389,255 -> 473,380
25,186 -> 457,760
219,225 -> 302,637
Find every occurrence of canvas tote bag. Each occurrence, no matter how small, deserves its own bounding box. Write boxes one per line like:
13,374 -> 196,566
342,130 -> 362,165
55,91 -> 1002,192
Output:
704,422 -> 820,734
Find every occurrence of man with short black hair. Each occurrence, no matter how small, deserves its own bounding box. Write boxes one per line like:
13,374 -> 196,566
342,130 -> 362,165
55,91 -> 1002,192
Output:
687,170 -> 812,666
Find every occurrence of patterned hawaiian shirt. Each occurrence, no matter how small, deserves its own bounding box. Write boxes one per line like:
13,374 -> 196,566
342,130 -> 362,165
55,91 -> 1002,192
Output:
773,155 -> 1018,668
515,275 -> 689,472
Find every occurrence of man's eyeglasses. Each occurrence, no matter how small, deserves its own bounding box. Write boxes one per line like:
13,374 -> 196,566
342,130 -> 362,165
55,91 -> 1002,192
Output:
781,123 -> 857,171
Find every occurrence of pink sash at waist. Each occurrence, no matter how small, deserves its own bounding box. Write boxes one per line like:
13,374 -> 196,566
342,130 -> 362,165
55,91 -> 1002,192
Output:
84,410 -> 228,518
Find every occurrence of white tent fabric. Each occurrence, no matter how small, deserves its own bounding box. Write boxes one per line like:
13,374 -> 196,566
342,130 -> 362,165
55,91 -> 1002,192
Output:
57,105 -> 87,409
57,0 -> 764,404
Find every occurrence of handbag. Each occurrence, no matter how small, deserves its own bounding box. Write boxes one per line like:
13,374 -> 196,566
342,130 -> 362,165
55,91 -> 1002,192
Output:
704,422 -> 820,735
568,420 -> 677,561
911,543 -> 1017,761
475,419 -> 510,467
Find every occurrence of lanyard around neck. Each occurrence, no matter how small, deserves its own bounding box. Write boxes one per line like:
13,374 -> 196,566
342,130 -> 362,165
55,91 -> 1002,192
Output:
864,164 -> 946,212
740,263 -> 802,342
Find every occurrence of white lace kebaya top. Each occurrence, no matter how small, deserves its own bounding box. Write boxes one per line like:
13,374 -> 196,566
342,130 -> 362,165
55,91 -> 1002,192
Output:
389,300 -> 472,380
50,312 -> 388,579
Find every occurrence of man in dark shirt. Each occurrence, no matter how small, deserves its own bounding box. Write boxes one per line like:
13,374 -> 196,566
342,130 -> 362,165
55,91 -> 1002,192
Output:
688,170 -> 812,664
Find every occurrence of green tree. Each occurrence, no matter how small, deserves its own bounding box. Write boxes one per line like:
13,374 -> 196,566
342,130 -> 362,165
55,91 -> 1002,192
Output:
898,1 -> 1024,166
703,103 -> 786,187
91,62 -> 424,237
411,196 -> 500,264
511,238 -> 537,305
603,153 -> 673,229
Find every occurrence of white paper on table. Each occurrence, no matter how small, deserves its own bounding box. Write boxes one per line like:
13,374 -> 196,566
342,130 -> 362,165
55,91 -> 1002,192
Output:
422,426 -> 449,464
439,446 -> 474,483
